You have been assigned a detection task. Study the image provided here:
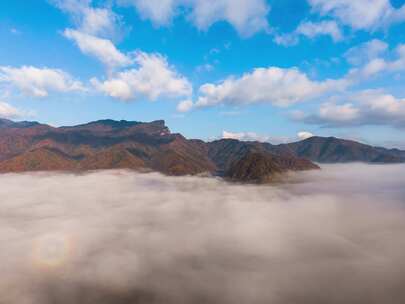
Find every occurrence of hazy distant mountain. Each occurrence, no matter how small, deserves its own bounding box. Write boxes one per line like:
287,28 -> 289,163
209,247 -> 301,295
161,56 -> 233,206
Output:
208,135 -> 405,166
281,136 -> 405,163
0,119 -> 402,182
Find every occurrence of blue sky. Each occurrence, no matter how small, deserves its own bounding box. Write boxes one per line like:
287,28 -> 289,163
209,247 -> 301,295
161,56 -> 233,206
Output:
1,0 -> 405,147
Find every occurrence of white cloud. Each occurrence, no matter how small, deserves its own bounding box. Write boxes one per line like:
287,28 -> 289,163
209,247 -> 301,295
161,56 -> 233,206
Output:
51,0 -> 121,38
308,0 -> 405,31
297,131 -> 315,140
80,7 -> 120,38
0,66 -> 85,97
177,99 -> 194,112
355,58 -> 388,78
182,41 -> 405,112
63,29 -> 132,69
54,1 -> 128,71
0,102 -> 29,119
224,130 -> 300,144
189,0 -> 270,36
297,90 -> 405,128
347,43 -> 405,79
120,0 -> 176,26
273,33 -> 299,47
275,20 -> 343,46
222,130 -> 270,142
222,130 -> 314,144
345,39 -> 389,65
1,167 -> 405,303
319,102 -> 360,122
192,67 -> 349,109
91,51 -> 192,101
195,63 -> 215,73
390,44 -> 405,71
119,0 -> 270,36
296,20 -> 343,41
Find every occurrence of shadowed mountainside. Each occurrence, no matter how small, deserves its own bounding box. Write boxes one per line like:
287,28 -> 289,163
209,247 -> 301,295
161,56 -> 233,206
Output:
225,151 -> 319,183
0,118 -> 402,182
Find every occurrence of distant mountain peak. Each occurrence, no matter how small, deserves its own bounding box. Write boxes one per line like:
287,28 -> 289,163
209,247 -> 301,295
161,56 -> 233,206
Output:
65,119 -> 168,130
285,135 -> 405,163
0,119 -> 41,129
150,120 -> 166,126
72,119 -> 141,129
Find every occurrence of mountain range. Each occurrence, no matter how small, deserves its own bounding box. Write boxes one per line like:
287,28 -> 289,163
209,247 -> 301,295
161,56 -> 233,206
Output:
0,118 -> 403,183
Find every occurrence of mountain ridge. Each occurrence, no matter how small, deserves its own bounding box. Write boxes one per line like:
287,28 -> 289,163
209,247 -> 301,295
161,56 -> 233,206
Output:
281,136 -> 405,163
0,119 -> 403,182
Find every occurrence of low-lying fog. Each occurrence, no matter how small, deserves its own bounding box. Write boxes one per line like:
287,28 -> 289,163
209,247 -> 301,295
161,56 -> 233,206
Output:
1,164 -> 405,304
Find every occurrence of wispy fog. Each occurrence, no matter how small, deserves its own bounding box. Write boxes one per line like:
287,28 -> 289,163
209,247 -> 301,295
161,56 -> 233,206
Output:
1,164 -> 405,304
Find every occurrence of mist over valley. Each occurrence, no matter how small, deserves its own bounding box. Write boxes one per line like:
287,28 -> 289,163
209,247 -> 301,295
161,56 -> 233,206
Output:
0,164 -> 404,304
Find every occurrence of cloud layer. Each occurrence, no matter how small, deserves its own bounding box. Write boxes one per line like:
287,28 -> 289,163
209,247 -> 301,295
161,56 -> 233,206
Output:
275,1 -> 405,47
308,0 -> 405,30
119,0 -> 270,36
51,0 -> 122,38
1,164 -> 405,303
275,20 -> 343,46
296,90 -> 405,128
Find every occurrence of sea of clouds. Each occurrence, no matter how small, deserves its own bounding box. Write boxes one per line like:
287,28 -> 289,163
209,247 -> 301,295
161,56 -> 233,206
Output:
0,164 -> 404,304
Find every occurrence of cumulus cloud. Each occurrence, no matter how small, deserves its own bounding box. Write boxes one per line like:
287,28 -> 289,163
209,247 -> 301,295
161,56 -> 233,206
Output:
64,29 -> 132,69
345,39 -> 389,66
296,20 -> 343,41
176,99 -> 194,112
181,40 -> 405,112
1,165 -> 405,303
118,0 -> 176,25
341,42 -> 405,80
297,131 -> 314,140
0,101 -> 31,119
296,90 -> 405,128
308,0 -> 405,31
59,6 -> 193,105
222,130 -> 271,142
50,0 -> 122,38
188,0 -> 270,36
222,130 -> 310,144
91,51 -> 192,101
119,0 -> 270,36
188,67 -> 349,110
0,66 -> 85,97
275,1 -> 405,45
275,20 -> 343,46
273,33 -> 299,47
